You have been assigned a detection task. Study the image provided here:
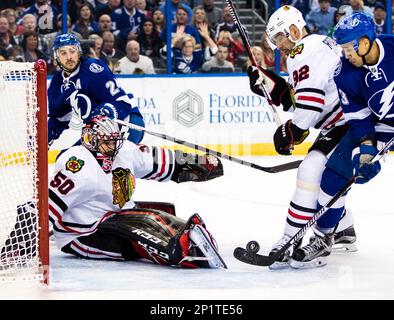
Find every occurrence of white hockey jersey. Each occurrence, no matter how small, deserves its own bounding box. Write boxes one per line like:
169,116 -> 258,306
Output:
48,141 -> 175,249
286,34 -> 345,131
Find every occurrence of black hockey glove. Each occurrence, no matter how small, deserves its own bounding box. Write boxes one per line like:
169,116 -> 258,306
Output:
171,151 -> 223,183
247,66 -> 295,111
273,120 -> 309,155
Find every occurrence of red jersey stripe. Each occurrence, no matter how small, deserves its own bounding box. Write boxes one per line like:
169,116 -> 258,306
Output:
71,240 -> 123,259
297,95 -> 325,105
324,111 -> 344,129
152,148 -> 166,179
288,208 -> 312,221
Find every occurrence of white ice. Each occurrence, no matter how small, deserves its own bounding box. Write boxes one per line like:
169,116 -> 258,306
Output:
1,154 -> 394,300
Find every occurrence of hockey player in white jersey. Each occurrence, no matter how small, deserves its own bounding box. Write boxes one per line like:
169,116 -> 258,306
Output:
289,13 -> 394,268
49,115 -> 226,269
248,5 -> 356,269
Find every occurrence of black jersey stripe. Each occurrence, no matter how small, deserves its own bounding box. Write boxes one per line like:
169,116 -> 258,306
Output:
296,103 -> 323,113
49,205 -> 97,229
61,220 -> 97,228
141,146 -> 159,179
159,149 -> 174,182
49,215 -> 70,233
49,188 -> 68,212
314,102 -> 341,129
295,88 -> 326,96
289,201 -> 316,214
286,217 -> 308,229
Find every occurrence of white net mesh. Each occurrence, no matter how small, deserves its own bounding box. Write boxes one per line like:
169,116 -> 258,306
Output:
0,61 -> 43,282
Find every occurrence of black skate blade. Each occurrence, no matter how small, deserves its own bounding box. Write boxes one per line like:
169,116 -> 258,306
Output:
233,247 -> 275,267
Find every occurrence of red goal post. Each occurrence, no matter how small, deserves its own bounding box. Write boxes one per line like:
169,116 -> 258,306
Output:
0,59 -> 49,284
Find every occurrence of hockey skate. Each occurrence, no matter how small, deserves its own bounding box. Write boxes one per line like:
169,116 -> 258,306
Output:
331,210 -> 357,252
171,214 -> 227,269
290,232 -> 333,269
268,235 -> 301,270
333,225 -> 357,252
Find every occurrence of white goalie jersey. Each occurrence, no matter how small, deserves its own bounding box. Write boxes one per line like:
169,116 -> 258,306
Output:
287,34 -> 345,131
48,141 -> 175,249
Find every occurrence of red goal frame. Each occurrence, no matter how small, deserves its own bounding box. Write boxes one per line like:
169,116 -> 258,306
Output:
35,60 -> 49,285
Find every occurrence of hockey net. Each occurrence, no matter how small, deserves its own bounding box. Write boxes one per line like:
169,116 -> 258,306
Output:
0,60 -> 49,284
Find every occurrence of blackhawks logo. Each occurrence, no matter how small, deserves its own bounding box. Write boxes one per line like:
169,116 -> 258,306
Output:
112,167 -> 136,209
66,156 -> 85,173
289,43 -> 304,59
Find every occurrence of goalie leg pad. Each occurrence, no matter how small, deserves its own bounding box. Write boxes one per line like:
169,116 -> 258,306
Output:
134,201 -> 176,216
94,209 -> 186,264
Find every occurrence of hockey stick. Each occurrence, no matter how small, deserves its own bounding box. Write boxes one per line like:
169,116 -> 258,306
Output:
225,0 -> 282,126
234,136 -> 394,266
113,118 -> 302,174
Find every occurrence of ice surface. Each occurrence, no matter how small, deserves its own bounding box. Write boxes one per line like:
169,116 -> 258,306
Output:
1,155 -> 394,300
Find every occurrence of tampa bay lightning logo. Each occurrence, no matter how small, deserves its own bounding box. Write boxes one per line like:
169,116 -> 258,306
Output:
368,81 -> 394,120
351,17 -> 360,27
334,60 -> 342,77
89,63 -> 104,73
67,90 -> 92,128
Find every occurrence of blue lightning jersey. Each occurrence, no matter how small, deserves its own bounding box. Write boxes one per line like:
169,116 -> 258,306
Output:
334,35 -> 394,143
172,48 -> 204,74
48,58 -> 142,143
111,7 -> 145,42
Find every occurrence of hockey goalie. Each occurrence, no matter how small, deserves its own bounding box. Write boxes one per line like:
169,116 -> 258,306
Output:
48,115 -> 227,269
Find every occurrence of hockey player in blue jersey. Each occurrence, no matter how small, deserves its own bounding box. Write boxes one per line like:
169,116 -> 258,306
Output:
48,33 -> 145,147
290,13 -> 394,268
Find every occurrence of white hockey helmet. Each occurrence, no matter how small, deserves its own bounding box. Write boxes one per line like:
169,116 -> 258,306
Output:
266,5 -> 306,49
81,115 -> 124,157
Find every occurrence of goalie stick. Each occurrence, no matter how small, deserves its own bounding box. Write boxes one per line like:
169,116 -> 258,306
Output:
113,118 -> 302,174
225,0 -> 282,126
234,136 -> 394,266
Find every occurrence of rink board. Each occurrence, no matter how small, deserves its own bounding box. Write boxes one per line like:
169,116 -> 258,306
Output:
49,74 -> 317,162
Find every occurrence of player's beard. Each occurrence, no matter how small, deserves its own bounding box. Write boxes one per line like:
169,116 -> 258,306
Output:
57,58 -> 80,74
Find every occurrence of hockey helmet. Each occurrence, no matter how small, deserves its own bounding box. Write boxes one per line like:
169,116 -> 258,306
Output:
333,13 -> 376,51
81,116 -> 124,157
53,33 -> 82,58
266,5 -> 306,50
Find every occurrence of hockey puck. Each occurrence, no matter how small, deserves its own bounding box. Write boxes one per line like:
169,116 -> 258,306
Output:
246,241 -> 260,253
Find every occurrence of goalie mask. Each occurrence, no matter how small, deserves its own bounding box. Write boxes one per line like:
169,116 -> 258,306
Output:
266,5 -> 306,50
81,116 -> 124,158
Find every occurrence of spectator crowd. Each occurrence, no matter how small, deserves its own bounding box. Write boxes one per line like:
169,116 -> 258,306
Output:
0,0 -> 392,75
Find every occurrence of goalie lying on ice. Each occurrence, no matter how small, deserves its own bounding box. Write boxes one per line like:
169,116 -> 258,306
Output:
48,115 -> 226,269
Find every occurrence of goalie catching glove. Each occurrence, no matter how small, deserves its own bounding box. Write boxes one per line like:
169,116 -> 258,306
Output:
273,120 -> 309,155
247,66 -> 295,111
171,150 -> 223,183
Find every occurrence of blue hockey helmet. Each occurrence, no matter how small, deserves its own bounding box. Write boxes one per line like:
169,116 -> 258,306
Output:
333,13 -> 376,50
53,33 -> 82,57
